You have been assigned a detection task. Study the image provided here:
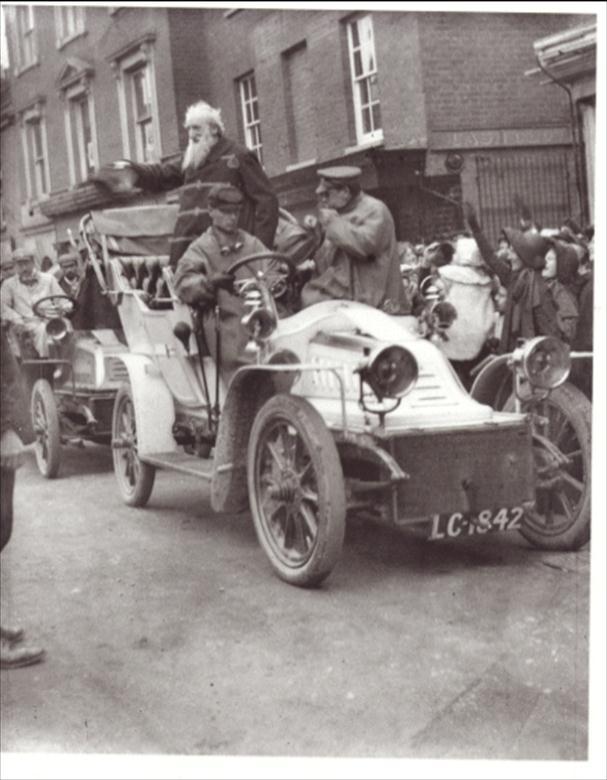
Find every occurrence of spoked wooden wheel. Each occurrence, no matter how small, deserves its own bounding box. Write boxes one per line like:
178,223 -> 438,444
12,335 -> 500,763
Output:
248,395 -> 346,587
506,382 -> 591,550
112,384 -> 155,507
31,379 -> 61,478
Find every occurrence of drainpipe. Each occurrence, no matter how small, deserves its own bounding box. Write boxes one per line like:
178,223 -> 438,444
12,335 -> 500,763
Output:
534,53 -> 586,224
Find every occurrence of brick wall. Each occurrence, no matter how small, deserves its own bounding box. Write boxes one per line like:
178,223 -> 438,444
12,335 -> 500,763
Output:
418,11 -> 593,135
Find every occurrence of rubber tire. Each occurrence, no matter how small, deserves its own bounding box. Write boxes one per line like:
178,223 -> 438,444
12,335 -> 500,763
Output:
505,381 -> 591,550
247,394 -> 346,587
112,384 -> 156,507
30,379 -> 61,479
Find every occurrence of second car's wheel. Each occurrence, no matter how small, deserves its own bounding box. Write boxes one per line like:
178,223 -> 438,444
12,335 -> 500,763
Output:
247,394 -> 346,587
112,384 -> 155,507
505,381 -> 591,551
31,379 -> 61,479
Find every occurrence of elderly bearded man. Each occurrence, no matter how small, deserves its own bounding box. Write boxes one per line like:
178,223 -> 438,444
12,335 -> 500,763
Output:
301,166 -> 409,314
98,101 -> 278,267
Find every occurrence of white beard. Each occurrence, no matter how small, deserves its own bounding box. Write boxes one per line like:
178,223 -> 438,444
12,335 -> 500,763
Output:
182,131 -> 218,172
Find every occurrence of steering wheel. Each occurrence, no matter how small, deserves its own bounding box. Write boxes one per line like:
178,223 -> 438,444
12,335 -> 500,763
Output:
32,294 -> 78,320
226,251 -> 300,301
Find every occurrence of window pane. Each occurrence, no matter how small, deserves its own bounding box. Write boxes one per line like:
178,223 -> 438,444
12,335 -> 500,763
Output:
350,20 -> 360,48
37,160 -> 47,195
358,79 -> 369,106
353,50 -> 362,78
142,121 -> 154,162
133,70 -> 150,118
245,103 -> 253,125
241,79 -> 249,101
369,76 -> 380,103
362,106 -> 371,135
251,101 -> 259,121
371,103 -> 382,132
31,121 -> 43,157
250,75 -> 257,94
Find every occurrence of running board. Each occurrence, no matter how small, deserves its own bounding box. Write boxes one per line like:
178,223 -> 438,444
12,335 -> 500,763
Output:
140,451 -> 215,480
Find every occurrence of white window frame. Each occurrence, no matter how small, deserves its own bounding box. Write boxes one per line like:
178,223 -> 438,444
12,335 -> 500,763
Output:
14,4 -> 38,74
112,42 -> 162,163
238,73 -> 263,163
346,15 -> 383,144
54,6 -> 86,48
63,81 -> 99,187
20,104 -> 51,202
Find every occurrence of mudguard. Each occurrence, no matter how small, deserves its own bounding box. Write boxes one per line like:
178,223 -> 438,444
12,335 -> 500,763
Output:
113,353 -> 176,455
211,367 -> 278,514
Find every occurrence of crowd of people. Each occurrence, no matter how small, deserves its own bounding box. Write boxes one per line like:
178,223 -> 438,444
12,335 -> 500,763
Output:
397,209 -> 594,386
0,98 -> 595,669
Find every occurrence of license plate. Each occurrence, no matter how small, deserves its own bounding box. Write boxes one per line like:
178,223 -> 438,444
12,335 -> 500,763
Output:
428,506 -> 524,541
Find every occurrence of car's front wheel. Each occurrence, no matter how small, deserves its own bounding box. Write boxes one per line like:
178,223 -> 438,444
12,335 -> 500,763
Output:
505,381 -> 591,550
247,394 -> 346,587
112,384 -> 155,507
31,378 -> 61,479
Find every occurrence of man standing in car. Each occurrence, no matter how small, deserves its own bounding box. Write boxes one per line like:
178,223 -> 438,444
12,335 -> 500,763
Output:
96,101 -> 278,268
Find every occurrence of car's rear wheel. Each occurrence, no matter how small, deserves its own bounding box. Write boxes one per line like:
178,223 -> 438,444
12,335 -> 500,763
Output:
31,379 -> 61,479
505,382 -> 591,550
248,394 -> 346,587
112,384 -> 155,507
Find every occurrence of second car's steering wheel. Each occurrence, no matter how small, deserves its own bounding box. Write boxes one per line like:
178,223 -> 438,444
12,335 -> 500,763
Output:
32,294 -> 78,320
226,252 -> 299,301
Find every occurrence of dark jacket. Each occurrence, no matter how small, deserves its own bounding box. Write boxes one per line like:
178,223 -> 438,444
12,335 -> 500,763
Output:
132,137 -> 278,266
468,222 -> 560,352
174,227 -> 268,377
573,274 -> 593,351
1,324 -> 32,443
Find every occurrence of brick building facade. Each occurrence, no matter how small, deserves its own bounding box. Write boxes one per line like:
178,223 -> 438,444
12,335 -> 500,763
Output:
0,6 -> 594,261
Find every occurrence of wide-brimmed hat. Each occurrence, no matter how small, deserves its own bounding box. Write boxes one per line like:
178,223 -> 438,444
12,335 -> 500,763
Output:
502,227 -> 549,270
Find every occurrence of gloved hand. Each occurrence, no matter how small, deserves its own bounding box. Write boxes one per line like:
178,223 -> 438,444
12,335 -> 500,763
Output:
89,161 -> 138,193
209,271 -> 235,294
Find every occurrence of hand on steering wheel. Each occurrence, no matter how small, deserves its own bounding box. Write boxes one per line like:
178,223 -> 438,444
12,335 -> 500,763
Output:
32,294 -> 78,320
226,252 -> 299,301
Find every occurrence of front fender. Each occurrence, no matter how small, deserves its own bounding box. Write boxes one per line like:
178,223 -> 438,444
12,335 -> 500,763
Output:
469,354 -> 512,409
114,354 -> 176,456
211,366 -> 278,514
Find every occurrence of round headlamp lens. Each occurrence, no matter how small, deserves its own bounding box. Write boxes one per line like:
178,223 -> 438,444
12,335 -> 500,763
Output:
522,336 -> 570,389
367,346 -> 418,399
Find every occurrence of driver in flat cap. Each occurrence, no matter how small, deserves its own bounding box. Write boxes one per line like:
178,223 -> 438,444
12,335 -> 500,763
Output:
301,166 -> 408,313
0,249 -> 68,357
174,184 -> 270,378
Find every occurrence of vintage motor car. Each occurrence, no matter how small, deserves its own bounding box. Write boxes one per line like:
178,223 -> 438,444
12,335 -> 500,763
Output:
83,203 -> 591,587
18,301 -> 127,479
9,208 -> 176,479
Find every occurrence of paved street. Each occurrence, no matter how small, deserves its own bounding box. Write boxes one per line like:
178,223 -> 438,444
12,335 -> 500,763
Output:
1,442 -> 590,761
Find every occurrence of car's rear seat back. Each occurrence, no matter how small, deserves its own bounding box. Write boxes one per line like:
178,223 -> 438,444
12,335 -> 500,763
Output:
116,254 -> 171,298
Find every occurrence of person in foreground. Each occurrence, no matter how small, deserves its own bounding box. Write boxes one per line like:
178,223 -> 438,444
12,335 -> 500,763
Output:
1,323 -> 45,669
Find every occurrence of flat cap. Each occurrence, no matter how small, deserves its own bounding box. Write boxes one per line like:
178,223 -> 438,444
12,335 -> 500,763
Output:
12,248 -> 35,262
58,250 -> 81,264
207,184 -> 244,208
317,166 -> 362,184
